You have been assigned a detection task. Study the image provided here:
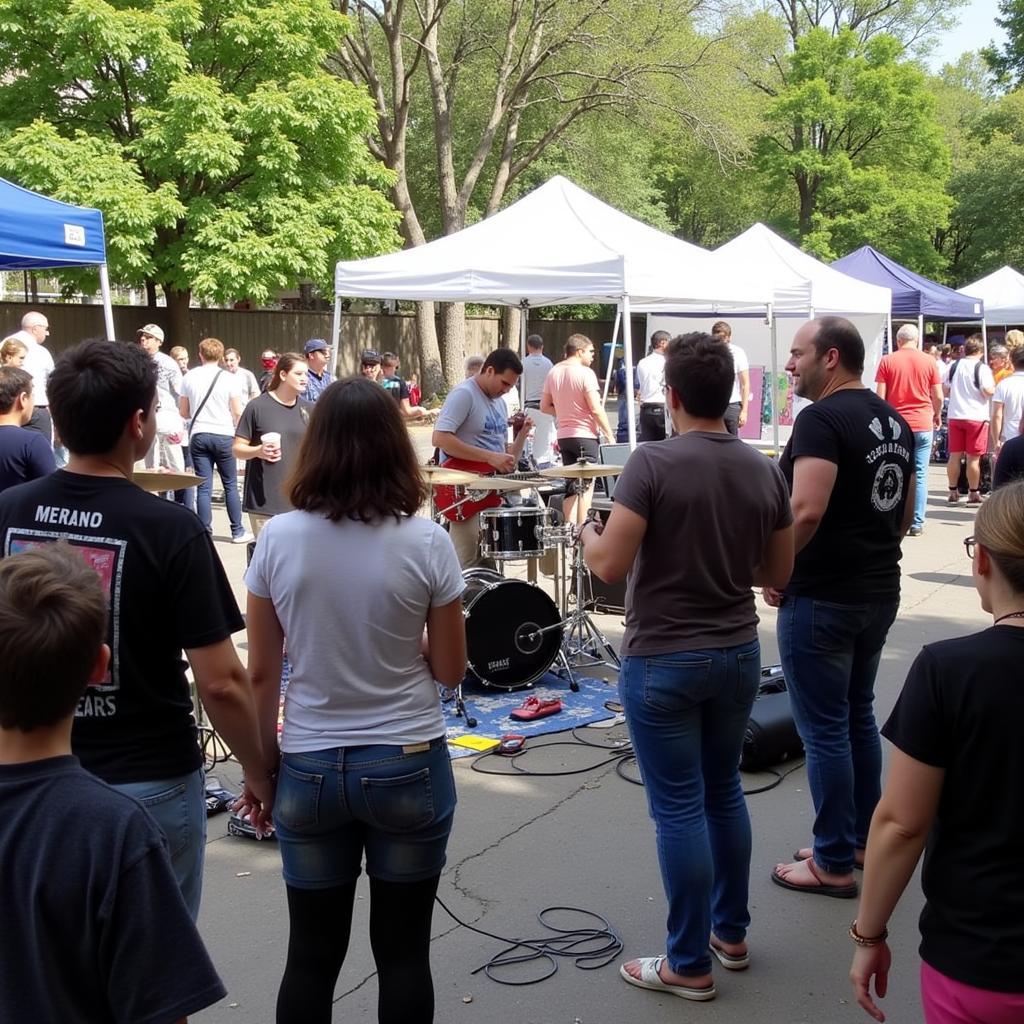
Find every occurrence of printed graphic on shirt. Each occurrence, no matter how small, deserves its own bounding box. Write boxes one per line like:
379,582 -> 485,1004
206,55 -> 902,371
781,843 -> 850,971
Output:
865,416 -> 910,513
483,402 -> 508,447
5,527 -> 127,706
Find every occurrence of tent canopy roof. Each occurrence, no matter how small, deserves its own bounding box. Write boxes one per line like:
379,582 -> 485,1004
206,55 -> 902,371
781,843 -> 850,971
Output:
709,223 -> 891,316
0,178 -> 107,270
334,175 -> 771,309
832,245 -> 982,320
958,266 -> 1024,325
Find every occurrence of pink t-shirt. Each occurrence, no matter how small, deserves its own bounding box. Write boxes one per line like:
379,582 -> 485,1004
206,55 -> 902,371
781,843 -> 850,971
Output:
543,360 -> 599,439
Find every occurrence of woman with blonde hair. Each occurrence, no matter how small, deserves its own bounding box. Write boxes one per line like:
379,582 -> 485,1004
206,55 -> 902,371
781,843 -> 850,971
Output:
850,479 -> 1024,1022
0,337 -> 28,366
1003,328 -> 1023,355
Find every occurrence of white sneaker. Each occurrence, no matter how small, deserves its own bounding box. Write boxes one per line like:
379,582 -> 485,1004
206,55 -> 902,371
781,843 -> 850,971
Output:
231,531 -> 255,544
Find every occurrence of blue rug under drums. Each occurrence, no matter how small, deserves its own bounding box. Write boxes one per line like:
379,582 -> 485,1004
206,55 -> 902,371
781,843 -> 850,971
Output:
443,671 -> 620,759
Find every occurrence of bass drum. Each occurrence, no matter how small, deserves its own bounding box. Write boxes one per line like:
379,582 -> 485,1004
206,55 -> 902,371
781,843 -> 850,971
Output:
461,569 -> 563,690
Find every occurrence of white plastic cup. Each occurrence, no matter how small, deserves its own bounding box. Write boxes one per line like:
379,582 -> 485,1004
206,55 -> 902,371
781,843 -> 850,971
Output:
262,431 -> 282,461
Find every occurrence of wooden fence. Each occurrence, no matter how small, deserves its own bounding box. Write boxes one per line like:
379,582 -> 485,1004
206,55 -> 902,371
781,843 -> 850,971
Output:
0,302 -> 645,379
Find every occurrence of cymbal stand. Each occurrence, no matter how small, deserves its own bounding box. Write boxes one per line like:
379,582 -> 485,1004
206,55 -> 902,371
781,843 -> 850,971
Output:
560,527 -> 621,672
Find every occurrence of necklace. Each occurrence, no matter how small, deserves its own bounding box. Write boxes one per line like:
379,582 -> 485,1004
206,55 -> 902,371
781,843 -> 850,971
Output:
993,610 -> 1024,625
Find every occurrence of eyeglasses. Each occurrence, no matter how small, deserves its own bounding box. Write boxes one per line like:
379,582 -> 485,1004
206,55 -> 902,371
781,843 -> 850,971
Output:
964,535 -> 976,559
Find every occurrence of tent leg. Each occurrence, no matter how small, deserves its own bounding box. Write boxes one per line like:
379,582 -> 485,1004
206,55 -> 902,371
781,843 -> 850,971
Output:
769,306 -> 780,458
981,320 -> 988,361
331,293 -> 342,374
519,300 -> 530,358
601,309 -> 621,404
622,296 -> 637,449
887,315 -> 892,354
918,314 -> 924,343
99,264 -> 115,341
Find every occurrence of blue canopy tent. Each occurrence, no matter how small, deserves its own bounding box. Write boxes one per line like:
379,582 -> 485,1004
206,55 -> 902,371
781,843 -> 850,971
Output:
0,178 -> 115,339
832,245 -> 986,352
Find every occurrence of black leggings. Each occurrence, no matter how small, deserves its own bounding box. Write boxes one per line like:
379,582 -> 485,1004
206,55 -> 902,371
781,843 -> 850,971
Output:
277,874 -> 441,1024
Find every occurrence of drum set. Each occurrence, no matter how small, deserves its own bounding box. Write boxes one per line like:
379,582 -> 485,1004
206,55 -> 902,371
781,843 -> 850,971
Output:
424,460 -> 624,727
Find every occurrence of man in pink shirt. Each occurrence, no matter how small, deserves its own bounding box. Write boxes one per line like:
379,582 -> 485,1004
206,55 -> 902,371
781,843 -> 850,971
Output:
875,323 -> 942,536
541,334 -> 614,524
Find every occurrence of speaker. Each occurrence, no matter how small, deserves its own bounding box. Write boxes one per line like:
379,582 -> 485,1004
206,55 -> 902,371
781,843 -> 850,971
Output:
741,666 -> 804,772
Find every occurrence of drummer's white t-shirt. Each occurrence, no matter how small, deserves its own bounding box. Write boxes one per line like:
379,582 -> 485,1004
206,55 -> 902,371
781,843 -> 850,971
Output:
245,510 -> 464,750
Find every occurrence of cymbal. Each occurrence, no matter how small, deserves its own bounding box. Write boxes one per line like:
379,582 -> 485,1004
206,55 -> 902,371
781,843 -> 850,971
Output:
539,462 -> 624,480
463,475 -> 538,492
420,467 -> 479,486
133,470 -> 203,492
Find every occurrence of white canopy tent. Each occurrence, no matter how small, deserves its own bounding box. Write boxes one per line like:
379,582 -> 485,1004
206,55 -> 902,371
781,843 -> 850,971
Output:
641,223 -> 892,451
333,175 -> 772,445
957,266 -> 1024,326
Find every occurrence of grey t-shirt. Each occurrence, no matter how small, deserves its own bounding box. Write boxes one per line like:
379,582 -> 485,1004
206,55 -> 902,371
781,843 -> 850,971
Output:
235,392 -> 313,516
613,432 -> 792,656
435,376 -> 508,461
245,511 -> 464,748
522,353 -> 553,404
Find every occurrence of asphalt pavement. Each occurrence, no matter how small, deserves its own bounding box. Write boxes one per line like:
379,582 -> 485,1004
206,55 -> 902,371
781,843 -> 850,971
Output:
192,458 -> 982,1024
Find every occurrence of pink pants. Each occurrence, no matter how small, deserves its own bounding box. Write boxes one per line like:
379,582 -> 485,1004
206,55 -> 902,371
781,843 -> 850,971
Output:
922,961 -> 1024,1023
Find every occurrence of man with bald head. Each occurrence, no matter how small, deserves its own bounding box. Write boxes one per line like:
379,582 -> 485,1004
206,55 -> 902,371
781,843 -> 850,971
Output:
9,311 -> 55,443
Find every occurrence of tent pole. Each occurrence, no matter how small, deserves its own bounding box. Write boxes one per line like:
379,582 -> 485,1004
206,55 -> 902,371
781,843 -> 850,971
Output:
981,320 -> 988,360
918,313 -> 924,343
887,314 -> 893,354
330,292 -> 342,373
519,299 -> 529,357
622,296 -> 637,449
98,264 -> 115,341
942,323 -> 948,345
601,308 -> 621,404
769,304 -> 780,458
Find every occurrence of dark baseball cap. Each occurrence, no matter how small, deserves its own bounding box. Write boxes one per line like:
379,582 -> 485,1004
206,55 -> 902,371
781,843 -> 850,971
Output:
304,338 -> 329,354
360,349 -> 381,365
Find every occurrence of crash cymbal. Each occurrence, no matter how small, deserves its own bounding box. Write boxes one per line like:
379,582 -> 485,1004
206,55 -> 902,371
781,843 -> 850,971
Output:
133,470 -> 204,492
463,475 -> 539,492
420,467 -> 479,486
539,462 -> 624,480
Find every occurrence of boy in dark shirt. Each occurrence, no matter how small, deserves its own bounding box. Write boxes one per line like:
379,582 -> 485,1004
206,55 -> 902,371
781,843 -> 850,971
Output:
0,543 -> 226,1023
0,365 -> 55,491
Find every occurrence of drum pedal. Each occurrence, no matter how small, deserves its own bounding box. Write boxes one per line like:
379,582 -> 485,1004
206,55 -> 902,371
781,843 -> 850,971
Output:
498,734 -> 526,756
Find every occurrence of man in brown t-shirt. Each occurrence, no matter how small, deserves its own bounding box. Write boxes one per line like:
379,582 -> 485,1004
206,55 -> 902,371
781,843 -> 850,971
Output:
579,332 -> 793,1000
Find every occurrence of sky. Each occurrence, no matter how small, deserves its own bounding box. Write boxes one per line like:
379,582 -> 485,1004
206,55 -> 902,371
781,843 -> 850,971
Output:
929,0 -> 1007,69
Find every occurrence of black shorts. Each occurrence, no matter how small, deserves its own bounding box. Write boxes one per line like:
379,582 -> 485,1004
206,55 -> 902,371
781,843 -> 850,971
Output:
558,436 -> 599,495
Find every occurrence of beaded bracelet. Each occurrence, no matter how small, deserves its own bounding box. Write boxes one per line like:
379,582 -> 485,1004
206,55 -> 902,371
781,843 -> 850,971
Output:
849,920 -> 888,947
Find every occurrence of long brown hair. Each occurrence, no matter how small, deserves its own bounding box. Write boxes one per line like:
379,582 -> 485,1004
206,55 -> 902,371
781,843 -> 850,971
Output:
287,377 -> 427,521
268,352 -> 305,391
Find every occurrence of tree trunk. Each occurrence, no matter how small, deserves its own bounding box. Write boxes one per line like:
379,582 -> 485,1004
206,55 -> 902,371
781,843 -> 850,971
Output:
145,280 -> 158,308
163,286 -> 192,350
500,306 -> 521,350
438,302 -> 467,388
416,302 -> 445,401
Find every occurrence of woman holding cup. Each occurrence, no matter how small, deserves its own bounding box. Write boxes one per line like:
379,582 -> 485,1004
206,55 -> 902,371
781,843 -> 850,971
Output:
233,352 -> 311,537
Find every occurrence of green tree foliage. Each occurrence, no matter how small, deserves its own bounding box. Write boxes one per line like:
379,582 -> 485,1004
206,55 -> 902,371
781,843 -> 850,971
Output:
0,0 -> 400,337
756,28 -> 951,273
985,0 -> 1024,86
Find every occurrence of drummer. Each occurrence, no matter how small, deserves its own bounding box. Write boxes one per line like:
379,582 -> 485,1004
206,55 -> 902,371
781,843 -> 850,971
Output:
432,349 -> 531,568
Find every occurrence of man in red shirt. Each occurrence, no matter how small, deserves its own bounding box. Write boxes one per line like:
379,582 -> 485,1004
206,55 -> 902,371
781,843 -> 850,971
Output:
875,323 -> 942,536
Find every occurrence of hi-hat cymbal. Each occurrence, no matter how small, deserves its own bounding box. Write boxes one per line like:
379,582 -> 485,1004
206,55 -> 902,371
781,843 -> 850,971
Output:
539,462 -> 624,480
133,470 -> 204,492
420,466 -> 478,485
463,475 -> 537,492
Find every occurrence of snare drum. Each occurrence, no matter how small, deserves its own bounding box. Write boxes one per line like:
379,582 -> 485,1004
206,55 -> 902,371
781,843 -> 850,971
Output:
479,506 -> 549,560
461,569 -> 563,690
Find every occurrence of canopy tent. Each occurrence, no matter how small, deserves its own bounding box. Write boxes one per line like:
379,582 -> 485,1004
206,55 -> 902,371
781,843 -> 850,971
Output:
642,223 -> 892,451
957,266 -> 1024,326
0,178 -> 115,339
334,175 -> 773,445
832,246 -> 984,345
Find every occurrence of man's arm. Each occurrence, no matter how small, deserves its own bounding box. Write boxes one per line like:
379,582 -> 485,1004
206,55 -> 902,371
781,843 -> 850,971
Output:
930,383 -> 943,427
751,524 -> 795,589
229,393 -> 243,425
585,388 -> 614,441
875,382 -> 887,400
900,472 -> 916,536
790,456 -> 838,553
431,429 -> 514,472
992,402 -> 1005,448
540,379 -> 556,417
580,502 -> 647,582
738,369 -> 750,427
178,394 -> 191,420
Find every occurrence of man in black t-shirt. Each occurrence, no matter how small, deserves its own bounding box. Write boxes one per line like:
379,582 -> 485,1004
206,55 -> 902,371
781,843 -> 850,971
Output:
0,342 -> 273,919
0,544 -> 226,1023
994,434 -> 1024,488
767,317 -> 913,901
380,351 -> 433,422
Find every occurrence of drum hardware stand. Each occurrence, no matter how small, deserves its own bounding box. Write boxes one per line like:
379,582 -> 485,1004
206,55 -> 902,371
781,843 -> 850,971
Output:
450,682 -> 477,729
559,530 -> 621,672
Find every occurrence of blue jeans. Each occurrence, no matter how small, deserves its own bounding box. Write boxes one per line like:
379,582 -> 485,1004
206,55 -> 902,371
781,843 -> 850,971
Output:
620,641 -> 760,977
274,737 -> 456,888
777,595 -> 899,874
111,768 -> 207,920
190,432 -> 243,537
912,430 -> 933,529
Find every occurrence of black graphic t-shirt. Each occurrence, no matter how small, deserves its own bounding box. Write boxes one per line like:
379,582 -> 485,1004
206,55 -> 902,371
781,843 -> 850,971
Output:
236,393 -> 313,516
0,472 -> 244,784
780,389 -> 911,602
381,374 -> 411,402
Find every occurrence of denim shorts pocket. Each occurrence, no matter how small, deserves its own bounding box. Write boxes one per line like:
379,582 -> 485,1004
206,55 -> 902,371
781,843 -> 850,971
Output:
643,654 -> 713,712
362,768 -> 435,831
811,600 -> 869,653
274,762 -> 325,834
137,782 -> 190,858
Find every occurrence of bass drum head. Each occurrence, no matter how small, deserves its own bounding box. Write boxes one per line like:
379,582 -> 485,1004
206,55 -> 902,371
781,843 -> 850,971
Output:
463,577 -> 562,690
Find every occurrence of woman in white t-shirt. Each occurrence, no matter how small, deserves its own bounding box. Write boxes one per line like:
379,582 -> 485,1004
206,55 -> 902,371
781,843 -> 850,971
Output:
241,377 -> 466,1024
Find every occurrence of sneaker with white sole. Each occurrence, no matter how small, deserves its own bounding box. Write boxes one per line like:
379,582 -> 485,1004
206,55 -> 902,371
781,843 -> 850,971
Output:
231,532 -> 255,544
